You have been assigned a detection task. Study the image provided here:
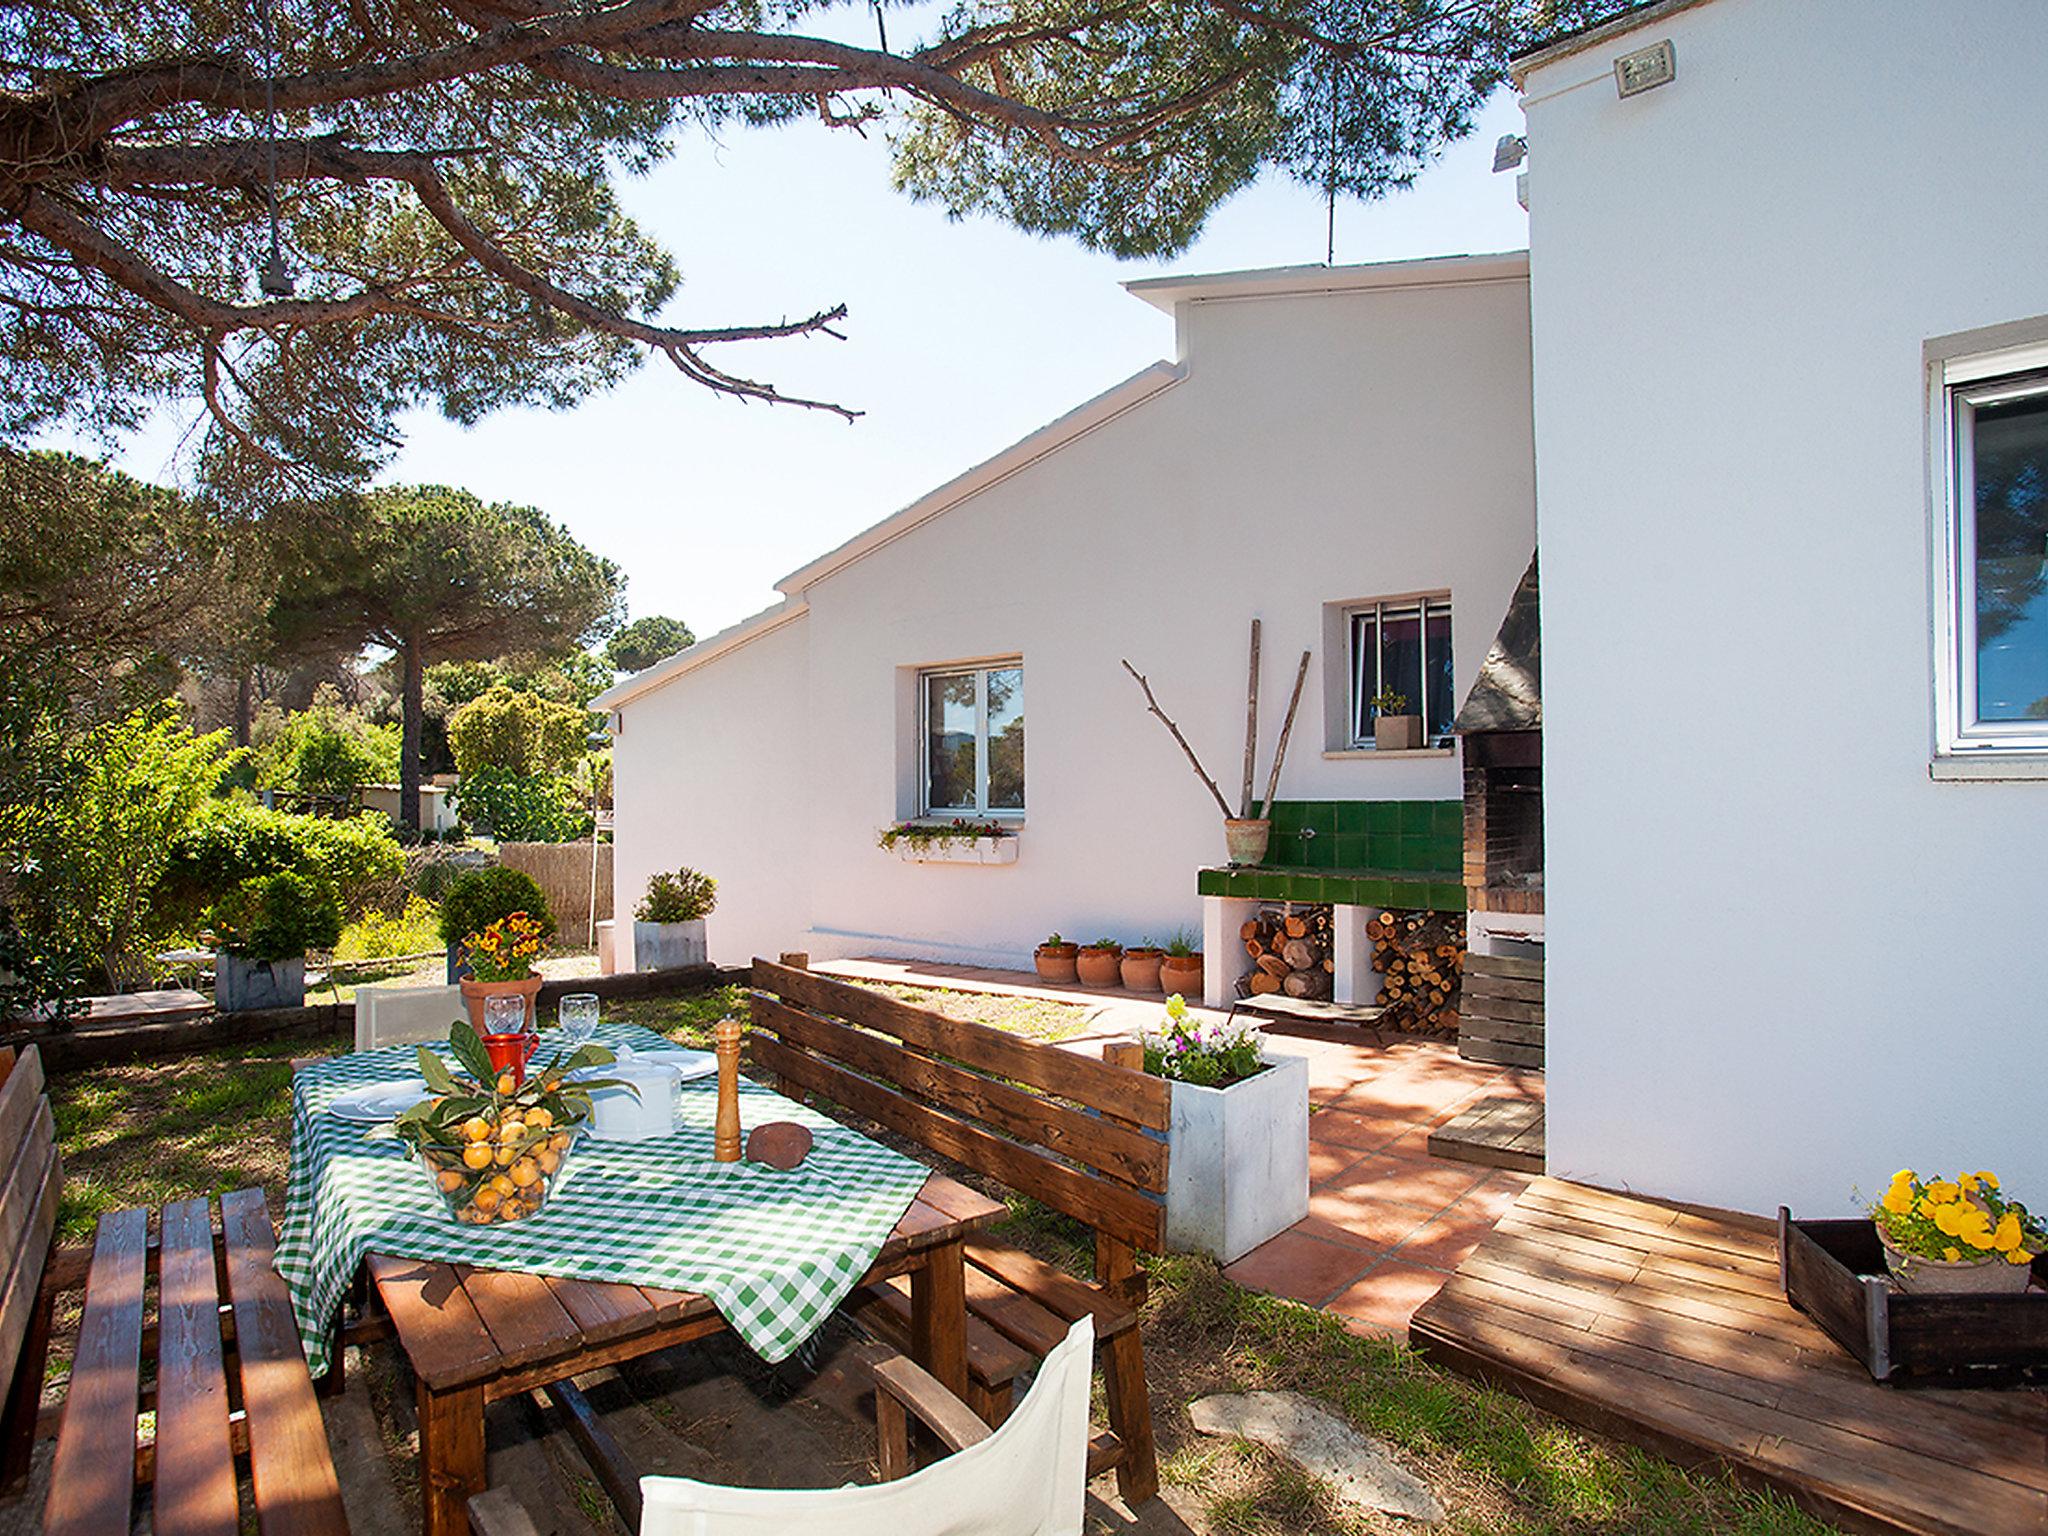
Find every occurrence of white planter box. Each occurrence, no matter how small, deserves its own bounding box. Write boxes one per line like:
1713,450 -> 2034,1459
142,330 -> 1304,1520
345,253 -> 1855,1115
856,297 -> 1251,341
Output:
889,836 -> 1018,865
635,919 -> 708,970
1165,1047 -> 1311,1264
216,955 -> 306,1013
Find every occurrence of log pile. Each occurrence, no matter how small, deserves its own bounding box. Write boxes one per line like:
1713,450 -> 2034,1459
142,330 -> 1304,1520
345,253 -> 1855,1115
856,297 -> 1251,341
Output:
1371,909 -> 1466,1036
1238,905 -> 1334,1001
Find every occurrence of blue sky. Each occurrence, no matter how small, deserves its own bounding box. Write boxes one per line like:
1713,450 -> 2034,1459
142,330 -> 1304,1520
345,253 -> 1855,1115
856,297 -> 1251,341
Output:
73,92 -> 1532,639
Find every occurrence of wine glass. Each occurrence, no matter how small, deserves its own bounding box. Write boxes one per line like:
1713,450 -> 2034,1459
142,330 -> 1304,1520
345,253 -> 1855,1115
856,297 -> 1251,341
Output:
560,993 -> 600,1046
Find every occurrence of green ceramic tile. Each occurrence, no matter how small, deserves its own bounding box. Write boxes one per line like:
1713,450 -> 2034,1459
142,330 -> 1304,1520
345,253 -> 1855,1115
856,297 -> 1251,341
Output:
1332,833 -> 1367,870
1367,801 -> 1400,836
1429,882 -> 1468,911
1336,801 -> 1370,834
1399,800 -> 1432,834
1315,877 -> 1351,905
1302,802 -> 1339,836
1227,870 -> 1258,898
1291,876 -> 1327,902
1196,868 -> 1228,897
1432,800 -> 1463,837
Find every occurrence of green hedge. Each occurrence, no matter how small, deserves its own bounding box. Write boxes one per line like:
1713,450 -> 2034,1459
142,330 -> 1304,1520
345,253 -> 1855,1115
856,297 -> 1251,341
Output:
157,801 -> 405,924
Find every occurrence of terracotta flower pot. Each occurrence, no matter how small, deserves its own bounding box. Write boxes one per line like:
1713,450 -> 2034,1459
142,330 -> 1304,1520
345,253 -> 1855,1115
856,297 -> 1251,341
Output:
1224,818 -> 1270,866
1120,948 -> 1165,992
1075,947 -> 1124,988
1159,954 -> 1204,997
458,974 -> 544,1033
1882,1236 -> 2037,1294
1034,944 -> 1079,984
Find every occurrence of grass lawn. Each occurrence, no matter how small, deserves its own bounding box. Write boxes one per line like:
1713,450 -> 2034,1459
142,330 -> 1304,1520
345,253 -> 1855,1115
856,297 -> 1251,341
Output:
41,983 -> 1835,1535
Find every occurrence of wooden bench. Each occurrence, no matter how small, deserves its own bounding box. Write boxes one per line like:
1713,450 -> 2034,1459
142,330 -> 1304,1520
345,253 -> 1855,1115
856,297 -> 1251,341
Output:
747,959 -> 1167,1504
0,1044 -> 351,1534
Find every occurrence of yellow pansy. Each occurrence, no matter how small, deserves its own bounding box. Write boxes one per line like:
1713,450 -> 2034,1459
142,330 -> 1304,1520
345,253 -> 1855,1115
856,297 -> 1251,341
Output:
1944,1247 -> 1962,1262
1934,1202 -> 1968,1237
1880,1184 -> 1915,1215
1960,1215 -> 1997,1251
1893,1168 -> 1917,1185
1977,1171 -> 2000,1189
1926,1181 -> 1960,1205
1960,1173 -> 1980,1194
1994,1213 -> 2024,1252
1918,1198 -> 1937,1218
2008,1249 -> 2033,1265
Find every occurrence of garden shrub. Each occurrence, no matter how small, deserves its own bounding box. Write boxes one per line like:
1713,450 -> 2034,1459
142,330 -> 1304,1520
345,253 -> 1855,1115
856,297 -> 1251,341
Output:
437,867 -> 555,950
158,802 -> 405,922
208,871 -> 343,961
635,867 -> 716,923
450,767 -> 590,842
251,687 -> 400,798
446,687 -> 588,777
334,896 -> 442,962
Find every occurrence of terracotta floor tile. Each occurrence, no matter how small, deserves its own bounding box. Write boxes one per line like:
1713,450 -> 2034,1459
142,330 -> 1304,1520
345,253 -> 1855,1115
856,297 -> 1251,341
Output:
1307,1183 -> 1441,1249
1223,1228 -> 1376,1307
1457,1171 -> 1538,1220
1327,1259 -> 1451,1337
1319,1152 -> 1491,1212
1388,1209 -> 1491,1272
1306,1107 -> 1414,1153
1308,1141 -> 1369,1186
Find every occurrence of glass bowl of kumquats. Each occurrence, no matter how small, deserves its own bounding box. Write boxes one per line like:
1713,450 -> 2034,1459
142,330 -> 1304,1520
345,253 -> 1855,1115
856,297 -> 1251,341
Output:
395,1019 -> 624,1227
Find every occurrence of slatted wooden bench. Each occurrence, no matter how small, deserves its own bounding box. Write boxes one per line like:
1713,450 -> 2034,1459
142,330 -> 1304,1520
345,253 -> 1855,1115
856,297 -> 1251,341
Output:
747,958 -> 1166,1505
0,1044 -> 351,1534
1457,951 -> 1544,1069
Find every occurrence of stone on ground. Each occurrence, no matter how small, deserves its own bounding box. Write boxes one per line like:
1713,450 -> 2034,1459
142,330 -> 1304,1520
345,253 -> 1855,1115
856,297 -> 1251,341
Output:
1188,1390 -> 1444,1525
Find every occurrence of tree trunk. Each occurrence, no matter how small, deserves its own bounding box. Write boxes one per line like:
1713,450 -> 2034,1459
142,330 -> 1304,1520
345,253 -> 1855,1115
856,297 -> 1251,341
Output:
400,639 -> 424,832
233,667 -> 254,749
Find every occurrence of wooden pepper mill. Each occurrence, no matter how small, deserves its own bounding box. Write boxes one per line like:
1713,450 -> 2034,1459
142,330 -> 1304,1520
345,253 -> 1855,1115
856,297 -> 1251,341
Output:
713,1017 -> 743,1163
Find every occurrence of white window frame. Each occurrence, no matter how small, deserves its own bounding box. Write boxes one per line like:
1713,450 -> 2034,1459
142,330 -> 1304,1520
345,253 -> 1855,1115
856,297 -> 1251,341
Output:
1346,595 -> 1453,749
1936,340 -> 2048,756
918,661 -> 1024,817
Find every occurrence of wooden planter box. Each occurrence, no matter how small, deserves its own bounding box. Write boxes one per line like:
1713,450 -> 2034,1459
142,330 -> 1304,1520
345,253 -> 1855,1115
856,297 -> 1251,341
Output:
1779,1209 -> 2048,1385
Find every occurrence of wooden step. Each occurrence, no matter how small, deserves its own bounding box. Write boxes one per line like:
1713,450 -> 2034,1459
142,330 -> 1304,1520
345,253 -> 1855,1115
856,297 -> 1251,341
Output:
1427,1096 -> 1544,1173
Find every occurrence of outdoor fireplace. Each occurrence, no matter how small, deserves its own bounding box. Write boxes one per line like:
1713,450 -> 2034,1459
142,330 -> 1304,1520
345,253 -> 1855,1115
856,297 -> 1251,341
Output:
1454,557 -> 1543,948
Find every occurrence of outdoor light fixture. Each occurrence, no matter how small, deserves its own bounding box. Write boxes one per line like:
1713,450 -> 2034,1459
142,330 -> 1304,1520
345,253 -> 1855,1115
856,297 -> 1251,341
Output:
1614,39 -> 1677,98
255,0 -> 296,299
1492,134 -> 1527,173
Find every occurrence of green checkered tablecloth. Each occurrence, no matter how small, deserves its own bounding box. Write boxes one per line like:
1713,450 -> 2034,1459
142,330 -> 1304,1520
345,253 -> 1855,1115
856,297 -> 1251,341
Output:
274,1022 -> 933,1377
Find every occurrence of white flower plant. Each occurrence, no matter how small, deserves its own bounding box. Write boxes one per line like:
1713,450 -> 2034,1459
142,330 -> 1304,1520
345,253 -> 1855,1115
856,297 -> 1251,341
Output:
1140,995 -> 1266,1088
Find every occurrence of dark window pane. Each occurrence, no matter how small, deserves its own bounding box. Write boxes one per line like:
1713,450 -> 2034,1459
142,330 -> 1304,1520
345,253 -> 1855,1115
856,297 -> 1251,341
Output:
925,672 -> 977,809
1379,607 -> 1422,719
987,667 -> 1024,810
1974,391 -> 2048,721
1351,612 -> 1377,739
1424,603 -> 1454,741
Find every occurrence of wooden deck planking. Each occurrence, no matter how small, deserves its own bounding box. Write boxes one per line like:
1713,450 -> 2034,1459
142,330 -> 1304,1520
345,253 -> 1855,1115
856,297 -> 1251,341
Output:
1427,1096 -> 1544,1173
1412,1178 -> 2048,1536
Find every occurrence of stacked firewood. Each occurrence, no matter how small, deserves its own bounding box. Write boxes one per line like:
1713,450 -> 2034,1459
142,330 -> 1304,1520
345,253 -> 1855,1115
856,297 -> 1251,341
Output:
1371,909 -> 1465,1035
1239,906 -> 1335,1000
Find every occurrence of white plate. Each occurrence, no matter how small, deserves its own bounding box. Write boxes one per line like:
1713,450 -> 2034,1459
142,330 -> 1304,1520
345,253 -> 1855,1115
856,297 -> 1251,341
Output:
328,1080 -> 432,1125
570,1047 -> 716,1083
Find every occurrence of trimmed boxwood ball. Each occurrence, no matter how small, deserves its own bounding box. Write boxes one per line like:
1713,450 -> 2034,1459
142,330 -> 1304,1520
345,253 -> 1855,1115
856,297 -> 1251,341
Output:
635,867 -> 716,924
437,866 -> 556,950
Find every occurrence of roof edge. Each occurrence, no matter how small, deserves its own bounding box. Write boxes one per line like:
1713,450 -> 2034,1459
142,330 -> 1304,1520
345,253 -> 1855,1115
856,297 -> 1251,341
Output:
1123,250 -> 1530,315
591,597 -> 807,712
774,359 -> 1185,597
1511,0 -> 1720,85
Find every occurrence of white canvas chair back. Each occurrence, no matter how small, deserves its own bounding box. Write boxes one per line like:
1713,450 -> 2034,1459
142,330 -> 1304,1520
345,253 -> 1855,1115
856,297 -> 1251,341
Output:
354,983 -> 466,1052
638,1316 -> 1095,1536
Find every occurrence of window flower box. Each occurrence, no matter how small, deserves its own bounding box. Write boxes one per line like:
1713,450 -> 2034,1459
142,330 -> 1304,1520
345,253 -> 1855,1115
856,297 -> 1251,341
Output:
877,821 -> 1017,865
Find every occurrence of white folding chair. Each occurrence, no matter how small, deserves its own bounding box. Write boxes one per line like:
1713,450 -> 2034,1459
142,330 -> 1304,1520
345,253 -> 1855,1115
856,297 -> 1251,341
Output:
354,983 -> 466,1051
466,1317 -> 1095,1536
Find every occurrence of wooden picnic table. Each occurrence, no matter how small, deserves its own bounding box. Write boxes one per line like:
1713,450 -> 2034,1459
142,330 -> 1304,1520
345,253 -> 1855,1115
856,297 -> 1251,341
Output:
366,1170 -> 1005,1536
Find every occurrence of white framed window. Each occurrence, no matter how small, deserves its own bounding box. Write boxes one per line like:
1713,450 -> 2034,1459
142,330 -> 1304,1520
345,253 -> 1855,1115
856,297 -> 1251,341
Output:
1348,596 -> 1454,747
920,662 -> 1024,815
1938,342 -> 2048,755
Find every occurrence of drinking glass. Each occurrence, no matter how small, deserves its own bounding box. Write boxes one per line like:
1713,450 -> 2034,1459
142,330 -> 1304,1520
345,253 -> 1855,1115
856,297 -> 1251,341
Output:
560,993 -> 600,1046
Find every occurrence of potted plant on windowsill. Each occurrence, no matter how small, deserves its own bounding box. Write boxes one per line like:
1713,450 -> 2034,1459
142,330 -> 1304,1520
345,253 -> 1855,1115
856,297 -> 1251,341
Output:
1075,938 -> 1124,988
1141,996 -> 1309,1263
1871,1168 -> 2046,1293
1033,933 -> 1079,984
1158,930 -> 1204,997
1124,619 -> 1311,867
1371,688 -> 1425,752
208,871 -> 343,1012
1120,941 -> 1165,993
457,911 -> 548,1031
634,866 -> 716,970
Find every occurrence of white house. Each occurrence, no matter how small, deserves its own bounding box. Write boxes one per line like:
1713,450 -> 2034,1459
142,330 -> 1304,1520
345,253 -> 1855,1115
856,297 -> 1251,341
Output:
1521,0 -> 2048,1215
597,255 -> 1539,991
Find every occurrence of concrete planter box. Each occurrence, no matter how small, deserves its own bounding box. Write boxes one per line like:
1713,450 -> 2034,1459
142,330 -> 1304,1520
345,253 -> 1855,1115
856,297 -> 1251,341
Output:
635,919 -> 707,971
216,955 -> 305,1013
1165,1048 -> 1311,1263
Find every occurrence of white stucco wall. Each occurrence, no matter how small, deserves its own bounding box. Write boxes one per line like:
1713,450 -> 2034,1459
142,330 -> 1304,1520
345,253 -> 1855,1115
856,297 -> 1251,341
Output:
1524,0 -> 2048,1216
609,609 -> 812,969
609,259 -> 1537,970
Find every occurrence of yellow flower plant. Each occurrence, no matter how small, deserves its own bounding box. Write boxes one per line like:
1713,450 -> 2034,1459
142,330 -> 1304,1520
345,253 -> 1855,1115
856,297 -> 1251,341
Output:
1873,1168 -> 2045,1267
465,911 -> 548,983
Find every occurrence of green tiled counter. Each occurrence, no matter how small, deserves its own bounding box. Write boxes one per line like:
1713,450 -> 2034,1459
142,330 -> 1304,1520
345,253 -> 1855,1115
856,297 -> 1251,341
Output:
1195,798 -> 1466,911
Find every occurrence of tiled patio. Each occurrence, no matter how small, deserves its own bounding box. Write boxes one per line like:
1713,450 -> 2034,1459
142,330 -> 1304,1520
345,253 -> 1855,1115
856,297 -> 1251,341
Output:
819,958 -> 1545,1337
